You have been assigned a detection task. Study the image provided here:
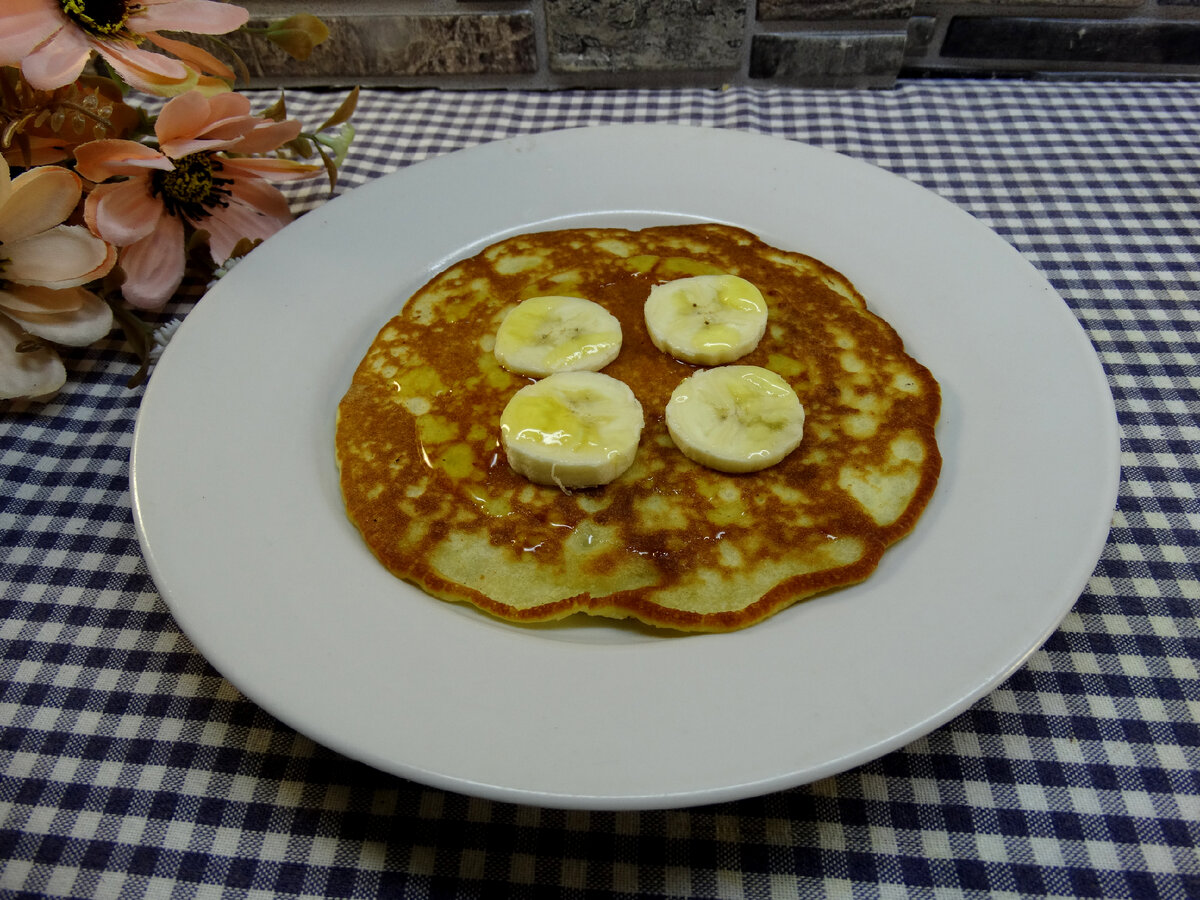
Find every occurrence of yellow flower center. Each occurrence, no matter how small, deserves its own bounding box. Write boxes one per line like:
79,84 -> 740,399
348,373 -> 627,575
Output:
59,0 -> 134,38
153,153 -> 233,221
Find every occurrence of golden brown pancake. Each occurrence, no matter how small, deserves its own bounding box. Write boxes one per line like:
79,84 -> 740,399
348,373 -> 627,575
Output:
336,224 -> 941,632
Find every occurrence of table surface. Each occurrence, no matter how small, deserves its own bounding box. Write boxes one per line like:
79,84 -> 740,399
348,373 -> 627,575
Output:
3,80 -> 1198,898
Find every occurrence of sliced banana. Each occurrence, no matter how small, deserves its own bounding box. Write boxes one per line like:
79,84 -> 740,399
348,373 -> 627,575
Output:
500,371 -> 644,489
665,366 -> 805,473
494,295 -> 623,377
644,274 -> 768,365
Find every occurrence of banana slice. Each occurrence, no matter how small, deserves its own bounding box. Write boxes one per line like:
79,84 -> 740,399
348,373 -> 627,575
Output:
500,371 -> 644,489
665,366 -> 805,473
644,274 -> 768,365
494,295 -> 623,377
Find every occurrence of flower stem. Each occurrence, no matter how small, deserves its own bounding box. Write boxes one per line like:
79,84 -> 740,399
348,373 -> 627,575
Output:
102,291 -> 156,388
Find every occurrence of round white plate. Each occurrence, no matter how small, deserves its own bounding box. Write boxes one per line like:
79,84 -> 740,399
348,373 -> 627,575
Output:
131,125 -> 1119,810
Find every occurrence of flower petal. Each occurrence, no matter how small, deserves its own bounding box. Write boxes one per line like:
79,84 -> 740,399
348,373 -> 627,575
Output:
87,179 -> 164,247
159,91 -> 249,137
190,74 -> 239,97
156,91 -> 254,157
4,224 -> 114,288
97,41 -> 198,96
102,39 -> 191,78
118,214 -> 186,309
0,158 -> 11,208
228,119 -> 304,156
222,155 -> 324,182
154,90 -> 213,141
0,283 -> 85,315
160,133 -> 237,159
1,287 -> 113,347
0,312 -> 66,401
203,91 -> 254,121
2,136 -> 74,168
0,0 -> 62,65
0,165 -> 81,244
132,0 -> 249,35
18,22 -> 90,91
145,31 -> 236,80
201,178 -> 293,264
74,140 -> 173,182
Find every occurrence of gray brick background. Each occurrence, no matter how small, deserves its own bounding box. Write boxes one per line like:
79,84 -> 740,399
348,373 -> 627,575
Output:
220,0 -> 1200,88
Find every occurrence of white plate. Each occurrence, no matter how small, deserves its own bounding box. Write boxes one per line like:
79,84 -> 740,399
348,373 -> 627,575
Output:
131,125 -> 1119,810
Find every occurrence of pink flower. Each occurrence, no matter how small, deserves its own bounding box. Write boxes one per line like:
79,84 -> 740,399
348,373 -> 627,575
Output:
0,0 -> 249,95
75,90 -> 322,309
0,157 -> 117,400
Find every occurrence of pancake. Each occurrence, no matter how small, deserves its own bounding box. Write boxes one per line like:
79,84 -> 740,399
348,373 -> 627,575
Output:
335,224 -> 941,632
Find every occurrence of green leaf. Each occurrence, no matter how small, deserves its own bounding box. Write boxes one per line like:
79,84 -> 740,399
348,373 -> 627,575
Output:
260,91 -> 287,123
265,14 -> 331,61
227,237 -> 263,260
283,135 -> 316,159
313,123 -> 355,167
316,86 -> 359,133
314,142 -> 338,193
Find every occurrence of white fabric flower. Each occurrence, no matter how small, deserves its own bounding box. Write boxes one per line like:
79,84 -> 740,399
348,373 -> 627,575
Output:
149,318 -> 184,363
0,157 -> 117,400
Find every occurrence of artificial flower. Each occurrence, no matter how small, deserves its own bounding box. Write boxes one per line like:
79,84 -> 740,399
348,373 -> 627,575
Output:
148,317 -> 182,362
75,89 -> 322,308
2,69 -> 140,167
0,0 -> 249,96
0,156 -> 117,400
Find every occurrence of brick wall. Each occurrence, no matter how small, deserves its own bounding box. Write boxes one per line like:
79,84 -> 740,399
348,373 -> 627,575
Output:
224,0 -> 1200,89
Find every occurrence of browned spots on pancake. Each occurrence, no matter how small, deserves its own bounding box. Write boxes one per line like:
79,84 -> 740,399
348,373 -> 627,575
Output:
336,224 -> 941,632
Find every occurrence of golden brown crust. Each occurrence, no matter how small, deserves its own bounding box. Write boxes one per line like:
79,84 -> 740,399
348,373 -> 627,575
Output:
336,224 -> 941,632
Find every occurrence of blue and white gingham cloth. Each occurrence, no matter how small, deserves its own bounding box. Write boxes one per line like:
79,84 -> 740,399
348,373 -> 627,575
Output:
2,81 -> 1198,898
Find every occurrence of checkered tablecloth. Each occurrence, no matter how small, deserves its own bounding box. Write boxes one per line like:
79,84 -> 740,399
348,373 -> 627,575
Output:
3,81 -> 1198,898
